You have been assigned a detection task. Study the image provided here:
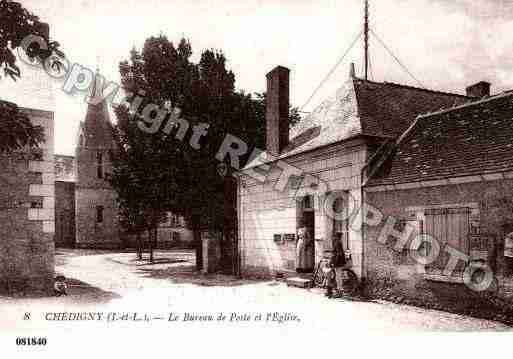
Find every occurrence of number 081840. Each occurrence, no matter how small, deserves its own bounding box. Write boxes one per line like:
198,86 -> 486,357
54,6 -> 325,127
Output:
16,337 -> 47,346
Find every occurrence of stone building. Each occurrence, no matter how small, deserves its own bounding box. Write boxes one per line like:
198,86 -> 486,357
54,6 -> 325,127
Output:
0,32 -> 56,295
0,104 -> 55,295
364,85 -> 513,304
237,65 -> 470,279
53,72 -> 193,249
54,154 -> 75,248
74,75 -> 121,249
238,64 -> 513,308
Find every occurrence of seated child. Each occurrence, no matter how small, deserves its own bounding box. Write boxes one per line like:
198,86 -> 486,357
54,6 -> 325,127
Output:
54,275 -> 68,297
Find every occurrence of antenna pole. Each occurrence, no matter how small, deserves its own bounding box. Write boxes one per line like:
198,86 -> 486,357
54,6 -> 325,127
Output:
364,0 -> 369,80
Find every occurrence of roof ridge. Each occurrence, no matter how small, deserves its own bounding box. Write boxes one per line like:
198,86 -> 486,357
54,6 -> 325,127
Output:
417,91 -> 513,119
353,77 -> 470,99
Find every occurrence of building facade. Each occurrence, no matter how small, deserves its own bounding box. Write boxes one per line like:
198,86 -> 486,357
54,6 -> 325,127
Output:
237,65 -> 471,279
53,73 -> 193,249
0,105 -> 55,295
364,88 -> 513,305
73,75 -> 121,249
55,155 -> 75,248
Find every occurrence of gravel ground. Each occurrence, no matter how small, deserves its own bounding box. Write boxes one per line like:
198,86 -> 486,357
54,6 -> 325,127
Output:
0,249 -> 510,333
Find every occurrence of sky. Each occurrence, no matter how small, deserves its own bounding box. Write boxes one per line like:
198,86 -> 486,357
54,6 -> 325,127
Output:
1,0 -> 513,155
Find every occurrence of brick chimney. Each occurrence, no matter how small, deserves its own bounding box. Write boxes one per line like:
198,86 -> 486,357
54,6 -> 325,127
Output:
466,81 -> 491,98
266,66 -> 290,156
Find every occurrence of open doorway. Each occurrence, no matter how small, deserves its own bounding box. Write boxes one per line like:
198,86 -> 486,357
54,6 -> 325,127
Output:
296,195 -> 315,273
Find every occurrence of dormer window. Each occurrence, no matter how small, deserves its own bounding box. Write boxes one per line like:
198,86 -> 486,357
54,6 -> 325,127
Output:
96,151 -> 103,179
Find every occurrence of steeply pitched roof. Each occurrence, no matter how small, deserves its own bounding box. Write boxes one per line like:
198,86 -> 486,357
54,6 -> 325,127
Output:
78,72 -> 115,149
367,92 -> 513,186
244,77 -> 469,169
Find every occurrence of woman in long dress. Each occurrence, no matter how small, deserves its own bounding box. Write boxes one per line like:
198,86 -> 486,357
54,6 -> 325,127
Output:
296,226 -> 314,272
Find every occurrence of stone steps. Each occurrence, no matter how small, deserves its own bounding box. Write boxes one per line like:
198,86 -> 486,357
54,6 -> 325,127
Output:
286,276 -> 313,288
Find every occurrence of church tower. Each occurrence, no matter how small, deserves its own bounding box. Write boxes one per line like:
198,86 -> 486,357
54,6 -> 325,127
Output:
75,70 -> 121,248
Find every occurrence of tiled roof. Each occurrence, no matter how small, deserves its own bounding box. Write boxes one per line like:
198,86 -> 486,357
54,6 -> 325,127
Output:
81,100 -> 114,148
244,77 -> 468,169
79,73 -> 115,149
367,92 -> 513,186
354,79 -> 469,138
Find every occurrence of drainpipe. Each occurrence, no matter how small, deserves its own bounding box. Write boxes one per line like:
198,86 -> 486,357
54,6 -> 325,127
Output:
236,173 -> 243,278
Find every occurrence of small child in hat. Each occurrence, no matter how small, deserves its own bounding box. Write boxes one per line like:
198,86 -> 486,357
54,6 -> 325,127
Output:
54,275 -> 68,296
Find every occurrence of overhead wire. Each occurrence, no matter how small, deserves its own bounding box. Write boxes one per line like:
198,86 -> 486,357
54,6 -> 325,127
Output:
300,30 -> 363,112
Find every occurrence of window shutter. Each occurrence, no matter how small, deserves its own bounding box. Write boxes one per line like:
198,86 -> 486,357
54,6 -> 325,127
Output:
424,207 -> 470,274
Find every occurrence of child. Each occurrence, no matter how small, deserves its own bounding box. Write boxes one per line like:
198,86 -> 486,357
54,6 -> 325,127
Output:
322,257 -> 337,298
54,275 -> 68,297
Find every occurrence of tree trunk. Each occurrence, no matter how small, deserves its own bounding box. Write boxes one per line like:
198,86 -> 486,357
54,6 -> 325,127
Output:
136,231 -> 142,260
148,228 -> 154,263
194,229 -> 202,270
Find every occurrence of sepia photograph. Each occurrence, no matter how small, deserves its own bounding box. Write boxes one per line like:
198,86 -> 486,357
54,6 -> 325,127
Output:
0,0 -> 512,356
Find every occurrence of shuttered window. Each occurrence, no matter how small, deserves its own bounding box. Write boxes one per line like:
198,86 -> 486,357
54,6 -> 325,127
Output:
424,207 -> 470,273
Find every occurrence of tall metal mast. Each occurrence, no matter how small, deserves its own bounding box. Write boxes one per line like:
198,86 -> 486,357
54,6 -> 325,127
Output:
364,0 -> 369,80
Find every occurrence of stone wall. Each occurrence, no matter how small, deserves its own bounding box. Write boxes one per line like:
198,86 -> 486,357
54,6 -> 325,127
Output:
364,178 -> 513,304
54,181 -> 75,248
75,187 -> 121,248
75,139 -> 121,248
238,139 -> 368,278
0,108 -> 55,296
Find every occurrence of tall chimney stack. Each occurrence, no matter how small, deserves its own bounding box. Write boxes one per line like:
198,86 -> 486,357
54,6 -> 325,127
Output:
466,81 -> 491,98
266,66 -> 290,156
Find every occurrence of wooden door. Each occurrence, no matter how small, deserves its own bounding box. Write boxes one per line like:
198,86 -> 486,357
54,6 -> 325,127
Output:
425,207 -> 470,274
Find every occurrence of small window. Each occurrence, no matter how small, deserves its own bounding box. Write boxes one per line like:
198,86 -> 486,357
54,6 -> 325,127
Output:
96,205 -> 104,223
30,199 -> 43,209
96,152 -> 103,179
172,231 -> 180,242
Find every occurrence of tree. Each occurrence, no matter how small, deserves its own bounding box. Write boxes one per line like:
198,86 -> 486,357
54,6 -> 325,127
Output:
0,100 -> 44,153
0,0 -> 63,153
111,35 -> 301,267
110,102 -> 173,263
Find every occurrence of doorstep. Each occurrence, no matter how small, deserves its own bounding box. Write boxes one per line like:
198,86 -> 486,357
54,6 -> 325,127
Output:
286,276 -> 313,288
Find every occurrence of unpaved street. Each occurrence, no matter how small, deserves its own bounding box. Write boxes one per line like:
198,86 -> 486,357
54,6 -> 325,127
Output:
1,249 -> 510,333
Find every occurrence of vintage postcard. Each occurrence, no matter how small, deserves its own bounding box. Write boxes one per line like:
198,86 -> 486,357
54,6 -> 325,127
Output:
0,0 -> 512,357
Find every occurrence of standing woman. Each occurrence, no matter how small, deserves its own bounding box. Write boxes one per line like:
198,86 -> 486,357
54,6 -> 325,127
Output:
296,226 -> 314,273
